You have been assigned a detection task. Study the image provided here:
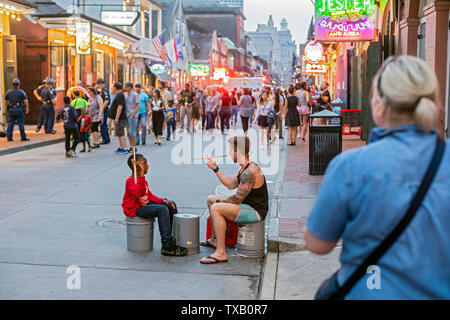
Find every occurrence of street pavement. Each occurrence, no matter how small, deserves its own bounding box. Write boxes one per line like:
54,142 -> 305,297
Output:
0,121 -> 366,300
0,125 -> 278,300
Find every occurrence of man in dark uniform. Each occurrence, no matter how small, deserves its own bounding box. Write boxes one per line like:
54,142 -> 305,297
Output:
34,77 -> 56,133
5,78 -> 30,142
39,77 -> 57,134
96,78 -> 111,144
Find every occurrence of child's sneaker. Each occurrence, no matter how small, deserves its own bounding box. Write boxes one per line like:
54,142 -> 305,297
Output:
117,149 -> 128,155
114,148 -> 121,154
161,239 -> 188,256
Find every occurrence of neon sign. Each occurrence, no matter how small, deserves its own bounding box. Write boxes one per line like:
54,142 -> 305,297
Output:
189,64 -> 211,77
303,42 -> 328,74
212,68 -> 228,80
315,0 -> 375,41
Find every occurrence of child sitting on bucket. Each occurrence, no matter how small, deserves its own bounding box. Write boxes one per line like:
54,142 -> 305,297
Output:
122,153 -> 187,256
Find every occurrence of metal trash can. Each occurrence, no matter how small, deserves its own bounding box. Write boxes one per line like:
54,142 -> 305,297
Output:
173,214 -> 200,255
125,216 -> 154,252
236,220 -> 265,258
308,110 -> 342,176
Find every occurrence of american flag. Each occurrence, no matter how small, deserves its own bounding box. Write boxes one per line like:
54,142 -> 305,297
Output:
152,31 -> 170,65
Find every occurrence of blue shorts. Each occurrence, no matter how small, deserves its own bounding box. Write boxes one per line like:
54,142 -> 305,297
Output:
127,117 -> 138,137
235,204 -> 262,224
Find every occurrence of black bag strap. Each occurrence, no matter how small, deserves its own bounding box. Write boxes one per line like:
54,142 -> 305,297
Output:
332,135 -> 446,300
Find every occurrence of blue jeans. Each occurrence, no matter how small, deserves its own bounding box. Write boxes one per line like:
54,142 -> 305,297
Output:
100,109 -> 110,143
207,111 -> 216,130
42,104 -> 55,133
166,119 -> 176,139
36,104 -> 44,130
231,105 -> 239,124
7,108 -> 27,140
136,200 -> 178,244
136,113 -> 147,144
219,107 -> 231,133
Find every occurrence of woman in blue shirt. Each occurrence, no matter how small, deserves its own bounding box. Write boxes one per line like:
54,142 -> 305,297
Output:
305,55 -> 450,299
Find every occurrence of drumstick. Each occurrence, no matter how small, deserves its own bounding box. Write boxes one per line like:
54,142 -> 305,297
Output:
194,154 -> 227,161
133,147 -> 137,184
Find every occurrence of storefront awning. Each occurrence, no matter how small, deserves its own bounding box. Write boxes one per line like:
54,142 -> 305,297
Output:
7,0 -> 38,10
34,13 -> 139,46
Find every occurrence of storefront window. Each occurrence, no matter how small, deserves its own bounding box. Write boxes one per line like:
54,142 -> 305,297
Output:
50,42 -> 64,84
145,12 -> 150,38
152,10 -> 158,38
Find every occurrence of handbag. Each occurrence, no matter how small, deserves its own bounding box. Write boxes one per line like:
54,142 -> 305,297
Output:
315,136 -> 446,300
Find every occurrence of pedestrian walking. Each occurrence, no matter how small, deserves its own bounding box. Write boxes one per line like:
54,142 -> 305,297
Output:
124,82 -> 140,153
144,86 -> 153,134
274,89 -> 285,140
165,99 -> 176,141
255,91 -> 274,149
200,136 -> 269,264
231,89 -> 239,126
122,154 -> 187,257
285,86 -> 301,145
59,96 -> 80,158
77,108 -> 93,153
39,77 -> 57,134
306,55 -> 450,300
151,89 -> 165,145
87,87 -> 103,149
96,78 -> 111,145
201,89 -> 208,131
135,83 -> 150,145
297,81 -> 311,142
238,88 -> 253,135
5,78 -> 29,142
219,89 -> 232,135
191,86 -> 201,133
205,89 -> 219,133
109,82 -> 128,155
179,83 -> 194,133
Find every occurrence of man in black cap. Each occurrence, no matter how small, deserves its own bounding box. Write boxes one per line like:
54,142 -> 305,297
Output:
96,77 -> 111,144
39,77 -> 57,134
5,78 -> 30,141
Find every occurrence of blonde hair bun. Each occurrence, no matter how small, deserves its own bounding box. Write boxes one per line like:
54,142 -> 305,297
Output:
379,56 -> 438,132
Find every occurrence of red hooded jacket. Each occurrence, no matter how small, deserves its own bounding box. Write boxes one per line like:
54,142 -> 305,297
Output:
122,176 -> 165,217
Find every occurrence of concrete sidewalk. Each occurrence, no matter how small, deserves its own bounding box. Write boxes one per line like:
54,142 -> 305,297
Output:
260,135 -> 365,300
0,123 -> 65,156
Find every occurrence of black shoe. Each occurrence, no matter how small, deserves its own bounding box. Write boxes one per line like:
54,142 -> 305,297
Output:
7,139 -> 13,142
136,142 -> 140,145
100,141 -> 109,145
51,130 -> 56,134
161,239 -> 188,256
21,138 -> 30,141
142,142 -> 146,145
128,148 -> 137,153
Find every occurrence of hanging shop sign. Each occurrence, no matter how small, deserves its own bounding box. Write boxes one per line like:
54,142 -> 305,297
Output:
303,42 -> 328,74
189,64 -> 211,77
76,22 -> 91,55
150,64 -> 166,75
315,0 -> 375,41
212,67 -> 228,80
101,11 -> 139,26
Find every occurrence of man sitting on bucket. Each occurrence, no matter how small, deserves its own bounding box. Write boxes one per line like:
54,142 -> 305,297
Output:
200,136 -> 269,264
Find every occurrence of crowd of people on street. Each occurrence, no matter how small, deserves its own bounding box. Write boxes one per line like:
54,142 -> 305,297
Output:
3,75 -> 335,157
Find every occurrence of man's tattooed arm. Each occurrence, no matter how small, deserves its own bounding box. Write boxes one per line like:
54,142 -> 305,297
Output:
222,168 -> 256,204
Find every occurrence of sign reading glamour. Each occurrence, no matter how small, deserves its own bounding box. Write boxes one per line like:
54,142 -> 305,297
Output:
315,0 -> 375,41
